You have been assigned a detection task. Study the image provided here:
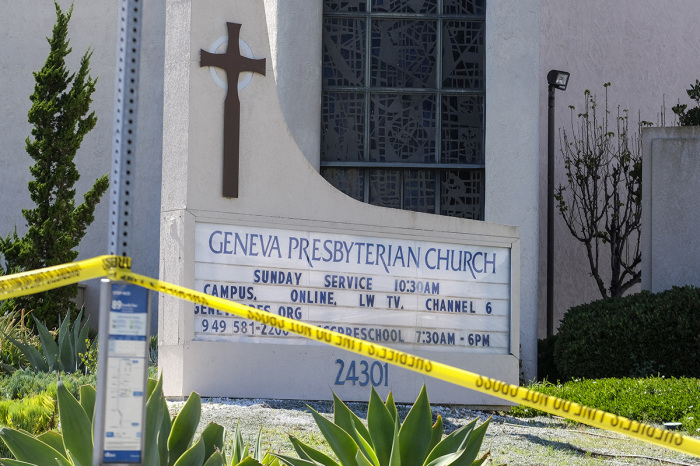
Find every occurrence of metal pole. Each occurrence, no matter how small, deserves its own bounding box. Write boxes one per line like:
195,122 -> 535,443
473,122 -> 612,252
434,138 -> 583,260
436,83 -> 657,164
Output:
95,0 -> 144,463
547,85 -> 555,338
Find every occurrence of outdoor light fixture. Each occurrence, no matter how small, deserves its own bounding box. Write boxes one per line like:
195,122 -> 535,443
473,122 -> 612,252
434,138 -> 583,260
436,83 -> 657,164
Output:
547,70 -> 570,91
546,69 -> 570,338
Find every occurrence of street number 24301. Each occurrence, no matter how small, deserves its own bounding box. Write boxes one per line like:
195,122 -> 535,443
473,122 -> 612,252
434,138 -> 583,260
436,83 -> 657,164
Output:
335,359 -> 389,387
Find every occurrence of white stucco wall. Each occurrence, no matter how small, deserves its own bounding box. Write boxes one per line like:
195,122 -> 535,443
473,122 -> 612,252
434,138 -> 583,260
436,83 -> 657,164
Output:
0,1 -> 164,328
539,0 -> 700,334
265,0 -> 541,382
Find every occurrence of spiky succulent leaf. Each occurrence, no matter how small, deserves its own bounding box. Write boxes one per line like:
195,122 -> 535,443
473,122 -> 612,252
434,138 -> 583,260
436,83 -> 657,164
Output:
57,310 -> 75,372
273,454 -> 317,466
203,451 -> 225,466
201,422 -> 225,462
355,449 -> 374,466
79,384 -> 96,424
32,316 -> 59,372
308,406 -> 359,466
0,427 -> 70,466
288,435 -> 339,466
332,392 -> 371,446
352,418 -> 379,466
168,392 -> 201,464
367,388 -> 394,466
384,393 -> 397,422
4,335 -> 48,372
37,431 -> 65,457
144,375 -> 165,466
423,419 -> 476,466
56,380 -> 93,466
449,418 -> 490,466
398,386 -> 432,466
173,435 -> 205,466
0,459 -> 36,465
428,415 -> 443,454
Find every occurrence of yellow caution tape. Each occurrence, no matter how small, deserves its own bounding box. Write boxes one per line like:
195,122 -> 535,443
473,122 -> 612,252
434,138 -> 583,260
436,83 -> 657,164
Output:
114,269 -> 700,458
2,258 -> 698,457
0,255 -> 130,301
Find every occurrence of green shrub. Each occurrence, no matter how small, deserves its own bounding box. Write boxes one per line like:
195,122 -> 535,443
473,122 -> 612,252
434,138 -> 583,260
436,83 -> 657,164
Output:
510,377 -> 700,435
0,368 -> 94,400
672,79 -> 700,126
0,394 -> 55,435
554,286 -> 700,380
5,309 -> 91,374
277,386 -> 491,466
0,310 -> 40,373
0,377 -> 279,466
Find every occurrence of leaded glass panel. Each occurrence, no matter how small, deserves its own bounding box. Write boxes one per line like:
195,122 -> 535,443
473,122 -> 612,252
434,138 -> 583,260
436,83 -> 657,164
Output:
370,93 -> 436,163
321,168 -> 365,201
372,0 -> 437,14
369,169 -> 401,208
371,19 -> 437,88
404,170 -> 436,213
442,20 -> 485,89
440,170 -> 484,220
321,0 -> 486,220
323,18 -> 366,87
324,0 -> 366,13
441,95 -> 484,164
322,92 -> 366,161
443,0 -> 486,15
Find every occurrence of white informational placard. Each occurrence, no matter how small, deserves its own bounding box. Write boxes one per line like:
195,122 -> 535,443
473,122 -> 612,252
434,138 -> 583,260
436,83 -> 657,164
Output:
101,283 -> 149,464
194,223 -> 511,356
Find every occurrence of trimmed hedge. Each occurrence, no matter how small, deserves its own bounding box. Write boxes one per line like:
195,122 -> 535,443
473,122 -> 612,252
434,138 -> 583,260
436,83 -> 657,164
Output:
554,286 -> 700,380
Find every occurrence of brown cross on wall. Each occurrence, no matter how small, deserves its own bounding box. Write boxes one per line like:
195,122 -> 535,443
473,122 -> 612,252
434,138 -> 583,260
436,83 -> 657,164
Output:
200,22 -> 266,198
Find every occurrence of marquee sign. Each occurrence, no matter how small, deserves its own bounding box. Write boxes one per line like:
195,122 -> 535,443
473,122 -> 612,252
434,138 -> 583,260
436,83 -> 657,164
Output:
193,223 -> 512,359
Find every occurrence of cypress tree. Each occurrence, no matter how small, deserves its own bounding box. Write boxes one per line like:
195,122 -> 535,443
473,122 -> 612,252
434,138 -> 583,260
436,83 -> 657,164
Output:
0,2 -> 109,329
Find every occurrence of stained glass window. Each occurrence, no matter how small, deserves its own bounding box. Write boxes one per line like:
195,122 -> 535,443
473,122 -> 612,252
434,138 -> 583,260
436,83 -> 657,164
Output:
321,0 -> 486,219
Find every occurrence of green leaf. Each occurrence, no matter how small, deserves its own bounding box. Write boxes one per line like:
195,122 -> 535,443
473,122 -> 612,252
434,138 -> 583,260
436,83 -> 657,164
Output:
423,419 -> 476,466
4,335 -> 48,372
66,448 -> 84,466
384,393 -> 397,423
173,435 -> 205,466
273,453 -> 317,466
288,435 -> 339,466
0,427 -> 70,466
56,380 -> 92,466
387,417 -> 400,466
159,396 -> 173,466
398,386 -> 433,466
450,418 -> 490,466
203,451 -> 225,466
32,316 -> 59,372
237,457 -> 265,466
200,422 -> 225,462
57,310 -> 76,372
0,459 -> 37,465
79,384 -> 96,424
332,392 -> 371,446
355,450 -> 374,466
37,431 -> 66,457
367,388 -> 394,466
352,419 -> 379,466
144,375 -> 165,466
253,427 -> 263,461
308,406 -> 359,466
168,392 -> 201,465
428,415 -> 443,455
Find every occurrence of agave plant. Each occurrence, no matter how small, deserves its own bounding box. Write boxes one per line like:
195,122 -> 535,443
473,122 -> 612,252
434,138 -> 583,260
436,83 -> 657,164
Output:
4,309 -> 90,374
0,377 -> 280,466
276,386 -> 490,466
